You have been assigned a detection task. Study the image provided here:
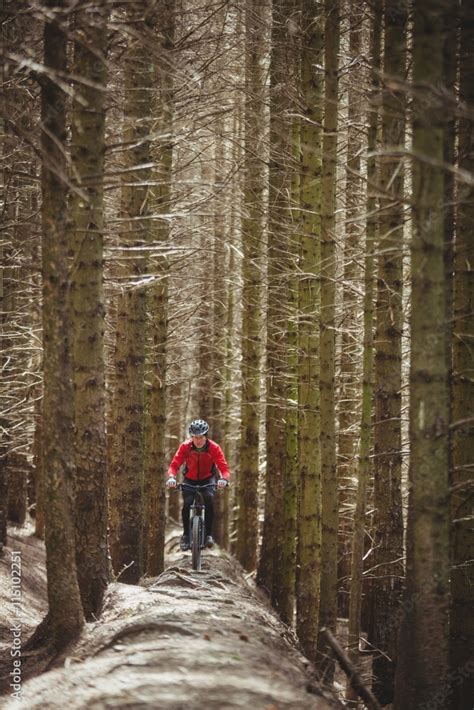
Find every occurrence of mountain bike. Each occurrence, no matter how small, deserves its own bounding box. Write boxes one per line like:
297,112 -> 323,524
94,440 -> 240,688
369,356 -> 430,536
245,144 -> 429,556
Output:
177,482 -> 216,571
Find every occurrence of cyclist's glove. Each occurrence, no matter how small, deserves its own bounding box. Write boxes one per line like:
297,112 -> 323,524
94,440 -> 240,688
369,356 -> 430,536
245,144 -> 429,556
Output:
166,476 -> 177,489
217,479 -> 228,489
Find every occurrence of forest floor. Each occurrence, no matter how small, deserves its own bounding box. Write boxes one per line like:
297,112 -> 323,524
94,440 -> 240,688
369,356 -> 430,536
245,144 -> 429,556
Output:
0,523 -> 343,709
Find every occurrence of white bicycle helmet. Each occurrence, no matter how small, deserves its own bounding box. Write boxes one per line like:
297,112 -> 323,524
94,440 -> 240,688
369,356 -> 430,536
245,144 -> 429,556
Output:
188,419 -> 209,436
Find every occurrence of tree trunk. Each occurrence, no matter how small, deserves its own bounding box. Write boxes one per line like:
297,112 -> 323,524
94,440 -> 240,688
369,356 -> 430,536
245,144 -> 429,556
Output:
144,0 -> 174,578
370,1 -> 407,703
345,5 -> 381,702
167,379 -> 184,524
235,0 -> 268,572
70,0 -> 109,619
449,2 -> 474,707
41,0 -> 84,646
295,0 -> 324,663
337,0 -> 364,619
257,0 -> 294,616
109,1 -> 155,584
394,1 -> 451,706
317,0 -> 340,679
211,113 -> 227,547
7,455 -> 27,525
224,108 -> 242,554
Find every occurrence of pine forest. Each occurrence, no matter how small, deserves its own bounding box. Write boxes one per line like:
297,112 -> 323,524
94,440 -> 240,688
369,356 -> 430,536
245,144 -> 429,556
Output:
0,1 -> 473,708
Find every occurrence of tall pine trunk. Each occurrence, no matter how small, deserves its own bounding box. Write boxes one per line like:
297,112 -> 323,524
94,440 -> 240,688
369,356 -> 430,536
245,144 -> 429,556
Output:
109,2 -> 154,584
70,0 -> 109,619
258,0 -> 294,614
41,0 -> 84,646
296,0 -> 324,662
394,1 -> 450,706
144,0 -> 174,578
236,0 -> 268,572
345,5 -> 381,703
318,0 -> 340,678
449,2 -> 474,706
337,0 -> 364,618
370,0 -> 407,702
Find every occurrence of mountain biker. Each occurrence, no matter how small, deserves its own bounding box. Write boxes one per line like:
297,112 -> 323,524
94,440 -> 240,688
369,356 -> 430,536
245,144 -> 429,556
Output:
166,419 -> 230,551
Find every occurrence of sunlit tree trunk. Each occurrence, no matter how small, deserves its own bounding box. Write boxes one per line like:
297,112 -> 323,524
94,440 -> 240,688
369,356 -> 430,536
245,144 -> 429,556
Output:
317,0 -> 340,679
195,153 -> 214,422
394,1 -> 451,706
449,2 -> 474,707
224,108 -> 242,553
223,234 -> 236,552
211,115 -> 227,546
295,0 -> 324,662
345,4 -> 381,703
370,0 -> 407,702
109,1 -> 154,584
236,0 -> 268,572
70,0 -> 109,619
337,0 -> 364,617
41,0 -> 84,645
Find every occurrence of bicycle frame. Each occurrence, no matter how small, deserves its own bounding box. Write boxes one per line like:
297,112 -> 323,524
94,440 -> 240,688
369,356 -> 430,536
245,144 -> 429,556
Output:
178,482 -> 216,570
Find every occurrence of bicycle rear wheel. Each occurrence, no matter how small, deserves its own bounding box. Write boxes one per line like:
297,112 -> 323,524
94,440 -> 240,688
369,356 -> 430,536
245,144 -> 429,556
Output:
191,515 -> 203,571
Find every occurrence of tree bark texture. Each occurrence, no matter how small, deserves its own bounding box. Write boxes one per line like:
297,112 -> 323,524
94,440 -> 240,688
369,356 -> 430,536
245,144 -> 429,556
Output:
70,0 -> 109,619
41,0 -> 84,646
236,0 -> 268,572
346,5 -> 381,703
257,0 -> 295,620
394,1 -> 451,707
144,0 -> 174,578
370,0 -> 407,703
109,1 -> 155,584
337,0 -> 364,618
296,0 -> 324,663
317,0 -> 340,680
449,2 -> 474,707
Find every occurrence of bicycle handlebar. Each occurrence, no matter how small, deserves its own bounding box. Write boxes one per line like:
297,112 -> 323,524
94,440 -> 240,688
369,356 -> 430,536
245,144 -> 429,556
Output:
177,482 -> 217,491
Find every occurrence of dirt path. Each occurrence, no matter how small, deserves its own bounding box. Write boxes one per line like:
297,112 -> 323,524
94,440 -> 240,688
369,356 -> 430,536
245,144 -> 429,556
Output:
1,530 -> 342,709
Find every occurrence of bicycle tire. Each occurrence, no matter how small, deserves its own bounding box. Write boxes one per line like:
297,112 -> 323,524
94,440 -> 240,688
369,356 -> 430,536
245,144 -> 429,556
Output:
192,515 -> 202,571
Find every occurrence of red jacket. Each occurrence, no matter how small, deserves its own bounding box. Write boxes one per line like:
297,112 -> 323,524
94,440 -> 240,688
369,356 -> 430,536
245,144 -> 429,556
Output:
167,438 -> 230,481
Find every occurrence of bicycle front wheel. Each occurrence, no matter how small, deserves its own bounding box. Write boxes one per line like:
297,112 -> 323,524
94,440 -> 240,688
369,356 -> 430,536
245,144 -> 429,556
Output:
191,515 -> 203,571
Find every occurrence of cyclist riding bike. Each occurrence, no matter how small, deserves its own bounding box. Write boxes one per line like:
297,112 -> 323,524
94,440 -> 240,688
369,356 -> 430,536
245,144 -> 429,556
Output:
166,419 -> 230,551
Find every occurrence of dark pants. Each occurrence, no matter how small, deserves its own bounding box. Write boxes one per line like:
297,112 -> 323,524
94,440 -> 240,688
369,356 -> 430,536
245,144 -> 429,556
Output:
182,476 -> 215,537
